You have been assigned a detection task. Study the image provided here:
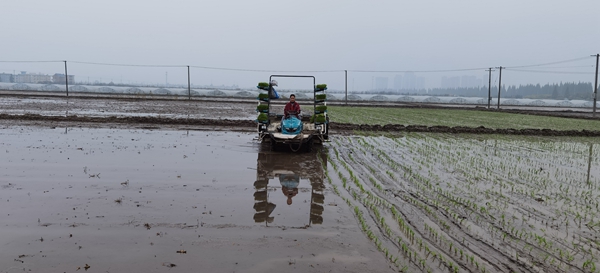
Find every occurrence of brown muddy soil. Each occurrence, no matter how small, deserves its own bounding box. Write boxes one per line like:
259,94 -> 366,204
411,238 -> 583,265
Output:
0,127 -> 394,272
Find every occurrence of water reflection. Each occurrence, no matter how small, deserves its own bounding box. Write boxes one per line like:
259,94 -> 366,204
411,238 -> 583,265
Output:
253,146 -> 327,227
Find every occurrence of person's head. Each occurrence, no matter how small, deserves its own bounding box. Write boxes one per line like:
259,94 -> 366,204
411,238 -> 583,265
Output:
289,94 -> 296,103
281,187 -> 298,205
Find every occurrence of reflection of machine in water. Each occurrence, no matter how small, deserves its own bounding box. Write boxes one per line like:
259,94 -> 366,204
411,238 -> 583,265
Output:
253,148 -> 327,227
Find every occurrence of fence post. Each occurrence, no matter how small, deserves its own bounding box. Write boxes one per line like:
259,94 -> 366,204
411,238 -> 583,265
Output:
187,65 -> 191,100
345,70 -> 348,105
64,61 -> 69,97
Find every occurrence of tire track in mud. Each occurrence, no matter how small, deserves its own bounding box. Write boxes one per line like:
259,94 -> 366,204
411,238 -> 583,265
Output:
325,134 -> 599,273
1,114 -> 600,136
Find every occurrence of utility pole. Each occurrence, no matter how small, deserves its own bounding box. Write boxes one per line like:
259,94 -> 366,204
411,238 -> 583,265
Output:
187,66 -> 191,100
496,66 -> 503,109
592,54 -> 599,117
486,68 -> 494,109
345,70 -> 348,105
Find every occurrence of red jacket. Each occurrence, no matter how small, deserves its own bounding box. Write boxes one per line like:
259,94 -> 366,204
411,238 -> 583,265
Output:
284,102 -> 301,117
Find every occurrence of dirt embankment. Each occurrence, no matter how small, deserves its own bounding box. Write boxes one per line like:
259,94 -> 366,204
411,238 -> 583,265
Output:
2,113 -> 600,136
333,123 -> 600,136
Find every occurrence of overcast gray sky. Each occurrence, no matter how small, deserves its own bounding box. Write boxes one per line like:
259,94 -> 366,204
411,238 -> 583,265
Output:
1,0 -> 599,91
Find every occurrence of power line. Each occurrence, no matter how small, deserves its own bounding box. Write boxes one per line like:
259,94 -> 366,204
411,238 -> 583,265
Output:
69,61 -> 342,73
349,67 -> 488,73
70,61 -> 185,68
0,56 -> 596,74
188,65 -> 342,73
0,60 -> 63,63
505,56 -> 591,69
531,65 -> 594,69
504,68 -> 593,75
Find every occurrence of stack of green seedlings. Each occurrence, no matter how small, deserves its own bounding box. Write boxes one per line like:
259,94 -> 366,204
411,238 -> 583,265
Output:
312,84 -> 327,124
256,82 -> 270,123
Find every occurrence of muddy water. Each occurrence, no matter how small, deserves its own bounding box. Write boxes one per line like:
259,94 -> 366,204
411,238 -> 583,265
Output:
0,127 -> 393,272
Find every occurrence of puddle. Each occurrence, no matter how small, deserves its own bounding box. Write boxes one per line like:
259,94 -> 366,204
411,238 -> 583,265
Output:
0,126 -> 392,272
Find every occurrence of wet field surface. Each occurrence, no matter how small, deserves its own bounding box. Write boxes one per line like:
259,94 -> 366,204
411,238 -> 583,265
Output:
328,134 -> 600,273
0,127 -> 393,272
3,94 -> 600,272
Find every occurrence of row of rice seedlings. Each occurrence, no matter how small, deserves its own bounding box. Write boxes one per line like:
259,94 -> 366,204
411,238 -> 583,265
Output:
352,133 -> 596,270
330,143 -> 433,270
398,134 -> 600,270
335,136 -> 494,273
360,135 -> 584,270
404,137 -> 568,262
323,151 -> 415,272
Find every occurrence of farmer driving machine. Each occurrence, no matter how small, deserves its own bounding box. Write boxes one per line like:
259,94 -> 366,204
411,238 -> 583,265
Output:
255,75 -> 329,152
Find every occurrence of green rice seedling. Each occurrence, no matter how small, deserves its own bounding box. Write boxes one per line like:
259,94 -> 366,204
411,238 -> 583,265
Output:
313,114 -> 326,123
256,104 -> 269,112
257,113 -> 268,122
257,82 -> 269,88
315,105 -> 327,113
316,84 -> 327,90
258,93 -> 269,100
315,94 -> 326,101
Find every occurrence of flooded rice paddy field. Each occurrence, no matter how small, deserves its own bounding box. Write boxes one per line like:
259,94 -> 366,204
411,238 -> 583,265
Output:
328,134 -> 600,273
0,96 -> 258,120
0,127 -> 392,272
2,125 -> 600,273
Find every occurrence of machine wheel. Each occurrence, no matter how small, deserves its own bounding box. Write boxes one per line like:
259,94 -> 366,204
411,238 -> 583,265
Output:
270,139 -> 278,151
304,138 -> 313,153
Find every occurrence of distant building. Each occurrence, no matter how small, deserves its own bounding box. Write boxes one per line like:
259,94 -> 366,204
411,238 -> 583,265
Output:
0,73 -> 13,83
53,73 -> 75,84
403,72 -> 416,90
15,72 -> 52,83
375,77 -> 388,91
461,75 -> 481,88
393,75 -> 402,92
441,76 -> 460,88
416,77 -> 425,89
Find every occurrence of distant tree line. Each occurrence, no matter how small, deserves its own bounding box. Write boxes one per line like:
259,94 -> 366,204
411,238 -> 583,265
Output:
357,82 -> 596,100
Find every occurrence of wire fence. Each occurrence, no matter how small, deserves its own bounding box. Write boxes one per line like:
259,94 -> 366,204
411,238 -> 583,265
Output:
0,56 -> 598,110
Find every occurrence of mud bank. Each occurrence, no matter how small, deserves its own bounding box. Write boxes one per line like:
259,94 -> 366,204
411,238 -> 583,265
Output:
2,113 -> 600,136
332,123 -> 600,136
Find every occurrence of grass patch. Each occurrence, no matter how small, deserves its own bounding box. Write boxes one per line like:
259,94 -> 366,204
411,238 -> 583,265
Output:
329,106 -> 600,131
